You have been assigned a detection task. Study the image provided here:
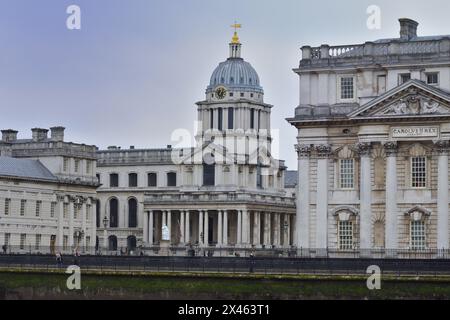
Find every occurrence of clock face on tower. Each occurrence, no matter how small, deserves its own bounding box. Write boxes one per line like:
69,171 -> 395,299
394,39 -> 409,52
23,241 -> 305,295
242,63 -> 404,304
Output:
215,87 -> 227,100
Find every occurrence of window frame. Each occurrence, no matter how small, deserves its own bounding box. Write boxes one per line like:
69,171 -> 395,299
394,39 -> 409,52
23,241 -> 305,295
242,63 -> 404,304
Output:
398,73 -> 411,85
426,72 -> 439,85
339,158 -> 355,190
128,172 -> 138,188
410,220 -> 426,250
337,75 -> 356,102
338,220 -> 354,251
147,172 -> 158,187
110,173 -> 119,188
410,156 -> 427,189
167,172 -> 177,187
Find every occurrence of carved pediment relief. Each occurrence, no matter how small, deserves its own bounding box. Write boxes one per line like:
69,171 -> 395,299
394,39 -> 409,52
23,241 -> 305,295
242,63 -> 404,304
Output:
350,81 -> 450,118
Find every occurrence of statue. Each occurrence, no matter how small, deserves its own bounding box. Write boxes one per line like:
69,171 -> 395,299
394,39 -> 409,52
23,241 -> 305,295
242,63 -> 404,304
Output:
422,100 -> 440,114
162,225 -> 170,241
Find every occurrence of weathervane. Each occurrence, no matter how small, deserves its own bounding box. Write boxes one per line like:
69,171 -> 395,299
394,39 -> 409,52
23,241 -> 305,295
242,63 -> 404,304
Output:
231,22 -> 242,44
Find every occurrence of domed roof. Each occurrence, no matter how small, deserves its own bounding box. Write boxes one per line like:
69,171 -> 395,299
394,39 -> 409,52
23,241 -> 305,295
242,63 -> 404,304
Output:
207,58 -> 263,94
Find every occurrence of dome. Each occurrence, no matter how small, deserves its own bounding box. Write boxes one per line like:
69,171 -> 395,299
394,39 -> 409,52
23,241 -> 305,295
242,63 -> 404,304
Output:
207,58 -> 263,94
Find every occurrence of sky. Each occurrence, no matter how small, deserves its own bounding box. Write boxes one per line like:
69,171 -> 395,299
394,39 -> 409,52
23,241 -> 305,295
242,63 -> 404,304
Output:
1,0 -> 450,169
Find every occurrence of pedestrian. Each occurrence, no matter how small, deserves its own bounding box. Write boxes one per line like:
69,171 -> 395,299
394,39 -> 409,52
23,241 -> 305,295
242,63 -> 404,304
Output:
1,244 -> 6,255
56,252 -> 62,268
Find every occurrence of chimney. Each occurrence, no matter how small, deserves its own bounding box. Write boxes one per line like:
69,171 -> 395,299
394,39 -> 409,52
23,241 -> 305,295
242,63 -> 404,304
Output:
399,18 -> 419,41
31,128 -> 49,142
50,126 -> 65,142
1,129 -> 18,143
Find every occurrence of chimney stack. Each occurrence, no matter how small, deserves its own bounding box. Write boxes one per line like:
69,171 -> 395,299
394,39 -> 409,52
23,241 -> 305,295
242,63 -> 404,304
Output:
31,128 -> 49,142
50,126 -> 65,142
1,129 -> 18,143
399,18 -> 419,41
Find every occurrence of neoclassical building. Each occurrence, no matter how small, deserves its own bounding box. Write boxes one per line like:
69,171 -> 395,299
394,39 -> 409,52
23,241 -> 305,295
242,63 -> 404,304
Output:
288,19 -> 450,254
0,127 -> 98,253
96,30 -> 296,254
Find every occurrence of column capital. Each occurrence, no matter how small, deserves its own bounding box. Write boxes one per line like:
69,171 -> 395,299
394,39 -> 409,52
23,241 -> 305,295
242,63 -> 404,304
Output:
296,144 -> 313,158
434,140 -> 450,154
356,142 -> 372,157
315,144 -> 332,158
383,141 -> 398,157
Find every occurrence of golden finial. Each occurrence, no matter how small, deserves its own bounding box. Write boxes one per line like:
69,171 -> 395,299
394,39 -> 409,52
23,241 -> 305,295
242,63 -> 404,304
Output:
231,22 -> 242,44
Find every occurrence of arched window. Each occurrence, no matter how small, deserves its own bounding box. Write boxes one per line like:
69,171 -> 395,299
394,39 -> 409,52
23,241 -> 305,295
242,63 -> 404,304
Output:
128,198 -> 137,228
128,173 -> 138,187
108,235 -> 117,251
148,172 -> 157,187
127,236 -> 137,252
109,198 -> 118,228
167,172 -> 177,187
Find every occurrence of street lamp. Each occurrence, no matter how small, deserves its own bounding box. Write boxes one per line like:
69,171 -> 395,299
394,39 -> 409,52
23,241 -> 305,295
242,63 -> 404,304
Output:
103,216 -> 109,252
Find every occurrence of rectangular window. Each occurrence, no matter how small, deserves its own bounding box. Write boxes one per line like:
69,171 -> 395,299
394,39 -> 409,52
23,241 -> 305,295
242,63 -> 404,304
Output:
338,221 -> 353,250
210,109 -> 214,129
63,203 -> 69,219
74,159 -> 80,173
110,173 -> 119,187
35,234 -> 41,250
4,233 -> 10,247
35,201 -> 41,217
411,157 -> 426,188
63,158 -> 69,172
129,173 -> 138,187
50,202 -> 56,218
20,200 -> 26,216
399,73 -> 411,85
339,159 -> 355,189
411,220 -> 426,250
20,234 -> 26,250
218,108 -> 223,131
4,198 -> 10,215
148,173 -> 157,187
340,77 -> 354,100
63,236 -> 68,250
250,109 -> 255,129
228,108 -> 234,129
426,72 -> 439,85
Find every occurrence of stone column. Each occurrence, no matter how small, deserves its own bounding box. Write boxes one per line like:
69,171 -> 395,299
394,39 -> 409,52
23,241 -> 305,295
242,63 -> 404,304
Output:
273,213 -> 280,246
149,211 -> 154,245
237,210 -> 242,245
357,142 -> 373,250
223,210 -> 228,245
180,210 -> 185,243
204,210 -> 209,246
185,210 -> 190,244
436,141 -> 449,249
384,142 -> 398,250
283,214 -> 290,247
253,212 -> 260,246
242,209 -> 250,245
264,213 -> 271,246
218,210 -> 223,246
57,195 -> 65,248
167,210 -> 172,242
296,145 -> 312,248
162,211 -> 167,226
143,211 -> 149,245
68,199 -> 74,248
198,210 -> 204,245
315,144 -> 331,250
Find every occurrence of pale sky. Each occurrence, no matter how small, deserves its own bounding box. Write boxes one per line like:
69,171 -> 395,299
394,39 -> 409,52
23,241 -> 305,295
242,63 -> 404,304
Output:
1,0 -> 450,169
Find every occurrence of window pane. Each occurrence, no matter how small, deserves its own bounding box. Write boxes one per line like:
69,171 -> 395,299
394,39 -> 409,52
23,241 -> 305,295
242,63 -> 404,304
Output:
411,220 -> 426,250
411,157 -> 426,188
339,220 -> 353,250
340,159 -> 354,189
203,164 -> 215,186
109,199 -> 118,228
167,172 -> 177,187
228,108 -> 234,129
427,73 -> 438,85
110,174 -> 119,187
129,173 -> 138,187
340,77 -> 354,99
128,199 -> 137,228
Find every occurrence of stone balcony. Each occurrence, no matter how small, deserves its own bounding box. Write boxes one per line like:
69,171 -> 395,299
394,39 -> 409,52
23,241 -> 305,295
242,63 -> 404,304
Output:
298,37 -> 450,70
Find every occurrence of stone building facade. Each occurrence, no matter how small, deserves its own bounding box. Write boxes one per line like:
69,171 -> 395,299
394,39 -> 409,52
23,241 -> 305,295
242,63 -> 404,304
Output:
0,127 -> 98,253
96,31 -> 296,254
288,19 -> 450,255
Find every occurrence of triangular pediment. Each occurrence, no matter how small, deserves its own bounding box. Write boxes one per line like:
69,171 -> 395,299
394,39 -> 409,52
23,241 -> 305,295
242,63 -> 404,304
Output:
349,80 -> 450,119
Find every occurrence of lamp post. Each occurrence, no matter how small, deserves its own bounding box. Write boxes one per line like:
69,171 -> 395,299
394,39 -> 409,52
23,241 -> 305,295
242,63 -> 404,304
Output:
103,215 -> 109,252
